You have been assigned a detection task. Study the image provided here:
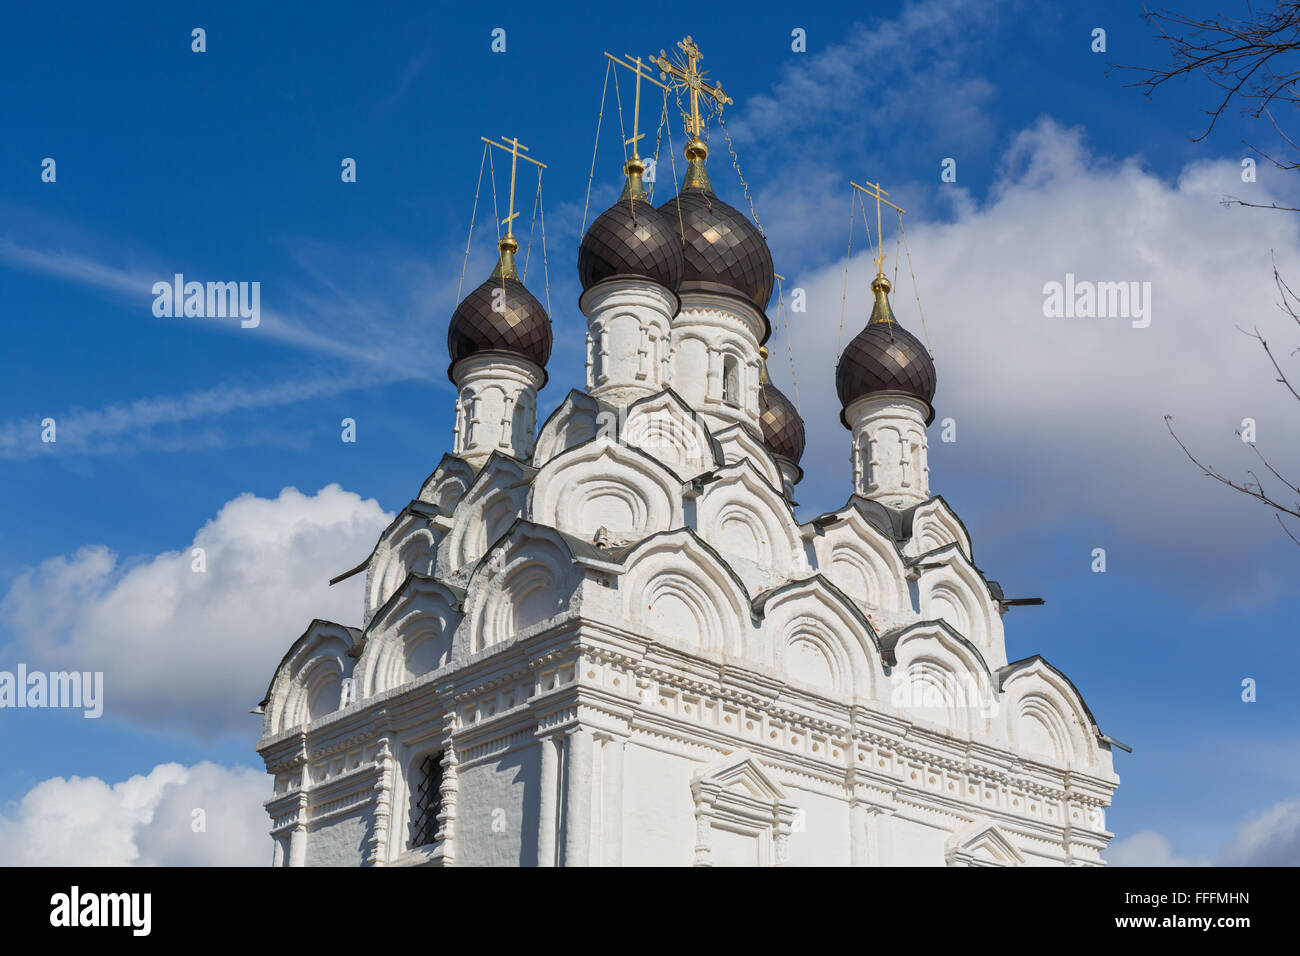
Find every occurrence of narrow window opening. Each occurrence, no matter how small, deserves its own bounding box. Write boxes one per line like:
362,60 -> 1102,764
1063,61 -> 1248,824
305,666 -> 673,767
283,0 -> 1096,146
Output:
409,751 -> 445,848
722,354 -> 740,405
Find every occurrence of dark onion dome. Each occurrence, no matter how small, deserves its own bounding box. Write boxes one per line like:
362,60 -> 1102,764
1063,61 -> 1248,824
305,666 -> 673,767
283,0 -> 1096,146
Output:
656,138 -> 774,316
758,347 -> 806,465
578,157 -> 684,293
835,273 -> 936,425
447,237 -> 552,381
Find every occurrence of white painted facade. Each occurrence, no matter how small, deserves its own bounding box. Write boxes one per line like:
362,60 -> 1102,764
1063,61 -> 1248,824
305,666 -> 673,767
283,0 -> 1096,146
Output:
256,193 -> 1121,873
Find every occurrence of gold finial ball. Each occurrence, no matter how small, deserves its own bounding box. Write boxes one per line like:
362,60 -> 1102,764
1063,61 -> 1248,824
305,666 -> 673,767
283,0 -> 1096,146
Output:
759,346 -> 769,360
871,273 -> 892,294
499,236 -> 519,255
685,136 -> 709,162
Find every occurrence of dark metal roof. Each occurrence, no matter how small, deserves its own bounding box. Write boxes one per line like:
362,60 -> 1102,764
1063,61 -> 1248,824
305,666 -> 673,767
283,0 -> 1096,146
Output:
835,320 -> 936,422
657,185 -> 774,312
759,379 -> 806,466
447,274 -> 552,375
578,194 -> 683,293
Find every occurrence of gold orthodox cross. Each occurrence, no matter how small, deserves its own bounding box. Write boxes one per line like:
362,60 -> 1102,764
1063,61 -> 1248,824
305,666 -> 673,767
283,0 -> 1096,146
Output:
481,135 -> 547,240
850,180 -> 906,274
653,36 -> 732,139
604,53 -> 669,162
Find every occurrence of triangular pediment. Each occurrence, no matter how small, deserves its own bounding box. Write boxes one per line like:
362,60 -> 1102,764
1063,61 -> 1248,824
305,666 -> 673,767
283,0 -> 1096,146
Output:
945,821 -> 1026,867
693,755 -> 787,802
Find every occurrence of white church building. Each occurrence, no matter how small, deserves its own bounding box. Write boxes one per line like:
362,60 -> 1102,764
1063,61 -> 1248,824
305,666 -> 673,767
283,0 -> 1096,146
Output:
254,90 -> 1124,866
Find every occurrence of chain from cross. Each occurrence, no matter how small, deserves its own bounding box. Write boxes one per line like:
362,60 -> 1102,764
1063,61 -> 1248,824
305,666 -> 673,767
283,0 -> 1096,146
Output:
604,53 -> 669,162
481,135 -> 547,239
850,180 -> 906,274
652,36 -> 732,139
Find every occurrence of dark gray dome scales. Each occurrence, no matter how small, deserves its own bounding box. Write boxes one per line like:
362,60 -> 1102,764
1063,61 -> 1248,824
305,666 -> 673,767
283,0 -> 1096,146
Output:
835,274 -> 936,424
760,379 -> 805,465
578,163 -> 683,293
447,239 -> 552,377
656,143 -> 774,313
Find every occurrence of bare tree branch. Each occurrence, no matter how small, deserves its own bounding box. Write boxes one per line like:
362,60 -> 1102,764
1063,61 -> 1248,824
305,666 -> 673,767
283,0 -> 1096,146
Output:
1220,197 -> 1300,211
1164,416 -> 1300,520
1117,3 -> 1300,141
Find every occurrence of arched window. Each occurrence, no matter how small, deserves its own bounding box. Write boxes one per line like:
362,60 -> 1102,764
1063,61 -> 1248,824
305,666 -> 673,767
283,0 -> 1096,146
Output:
409,751 -> 445,849
722,354 -> 740,405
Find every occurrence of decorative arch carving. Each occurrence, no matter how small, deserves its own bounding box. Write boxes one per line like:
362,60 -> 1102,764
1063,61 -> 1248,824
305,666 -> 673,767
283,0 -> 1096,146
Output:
906,497 -> 973,561
364,511 -> 441,624
447,455 -> 534,573
355,576 -> 462,699
999,657 -> 1099,769
464,523 -> 580,654
887,621 -> 996,737
914,545 -> 1003,663
532,390 -> 605,468
622,389 -> 719,481
809,506 -> 909,619
260,620 -> 359,736
417,454 -> 476,513
696,462 -> 802,585
755,577 -> 883,698
712,422 -> 784,489
529,436 -> 683,545
621,529 -> 750,656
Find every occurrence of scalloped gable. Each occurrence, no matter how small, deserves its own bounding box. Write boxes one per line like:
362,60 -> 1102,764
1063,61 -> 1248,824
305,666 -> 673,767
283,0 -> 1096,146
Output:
360,508 -> 443,626
619,526 -> 754,655
446,453 -> 536,573
910,541 -> 1006,664
417,453 -> 476,512
903,495 -> 974,561
884,619 -> 999,738
710,421 -> 784,489
461,519 -> 584,653
354,573 -> 465,698
807,502 -> 910,618
999,654 -> 1125,760
259,619 -> 362,738
622,387 -> 725,481
529,434 -> 685,545
806,494 -> 902,542
752,575 -> 885,697
532,389 -> 609,469
694,459 -> 804,588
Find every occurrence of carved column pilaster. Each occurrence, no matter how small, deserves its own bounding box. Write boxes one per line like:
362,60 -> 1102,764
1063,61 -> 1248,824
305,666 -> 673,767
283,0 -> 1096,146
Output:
774,817 -> 792,867
288,791 -> 309,867
367,736 -> 394,866
693,795 -> 714,867
432,713 -> 460,867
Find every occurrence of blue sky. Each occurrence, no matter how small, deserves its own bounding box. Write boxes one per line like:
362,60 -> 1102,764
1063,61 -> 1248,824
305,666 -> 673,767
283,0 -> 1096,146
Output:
1,0 -> 1298,864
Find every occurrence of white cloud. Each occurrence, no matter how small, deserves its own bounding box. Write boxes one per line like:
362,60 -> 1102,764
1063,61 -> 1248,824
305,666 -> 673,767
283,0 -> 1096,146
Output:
729,0 -> 999,155
0,376 -> 386,460
1215,797 -> 1300,866
778,117 -> 1300,584
0,484 -> 391,735
0,762 -> 268,866
1107,796 -> 1300,866
1105,830 -> 1210,867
